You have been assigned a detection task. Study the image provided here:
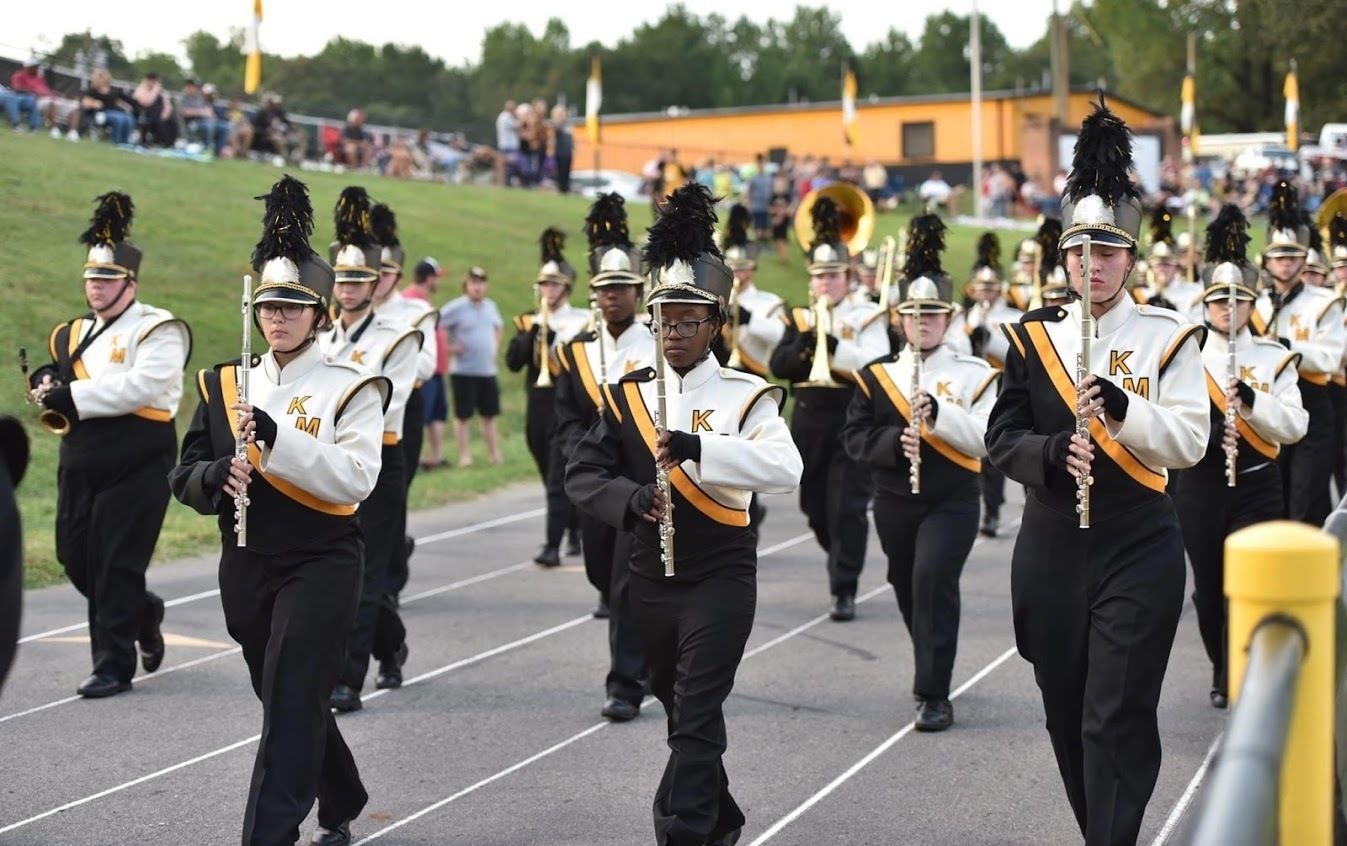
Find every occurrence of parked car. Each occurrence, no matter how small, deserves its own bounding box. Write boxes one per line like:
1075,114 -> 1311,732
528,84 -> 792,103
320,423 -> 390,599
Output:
570,169 -> 646,201
1231,144 -> 1299,177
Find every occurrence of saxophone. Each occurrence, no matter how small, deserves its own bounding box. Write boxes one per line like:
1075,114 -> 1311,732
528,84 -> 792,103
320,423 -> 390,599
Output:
1076,238 -> 1093,530
234,276 -> 253,548
651,300 -> 675,577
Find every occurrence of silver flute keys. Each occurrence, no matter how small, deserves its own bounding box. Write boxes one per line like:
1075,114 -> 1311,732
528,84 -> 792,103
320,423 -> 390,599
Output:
910,319 -> 922,495
1224,269 -> 1240,487
1076,236 -> 1093,530
651,301 -> 675,577
234,275 -> 253,548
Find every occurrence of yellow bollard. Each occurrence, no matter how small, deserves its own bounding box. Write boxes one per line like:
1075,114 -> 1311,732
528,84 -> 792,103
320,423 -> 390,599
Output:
1226,520 -> 1340,846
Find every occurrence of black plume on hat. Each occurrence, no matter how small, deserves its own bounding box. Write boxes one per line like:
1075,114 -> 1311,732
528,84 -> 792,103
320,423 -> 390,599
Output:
643,183 -> 722,267
1306,211 -> 1324,254
79,191 -> 134,247
1149,206 -> 1174,247
333,186 -> 375,249
973,232 -> 1001,272
1063,95 -> 1141,208
811,197 -> 841,252
904,213 -> 946,280
583,192 -> 633,251
1204,204 -> 1251,268
251,175 -> 317,269
726,204 -> 752,249
1035,216 -> 1062,281
1267,181 -> 1301,236
541,227 -> 568,264
370,203 -> 399,248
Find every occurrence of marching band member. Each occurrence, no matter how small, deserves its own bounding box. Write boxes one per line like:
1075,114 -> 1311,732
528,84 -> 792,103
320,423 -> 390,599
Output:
1329,214 -> 1347,492
1329,213 -> 1347,291
851,247 -> 882,304
769,196 -> 888,621
1134,207 -> 1181,312
320,187 -> 422,708
1006,236 -> 1037,311
556,193 -> 653,721
1167,226 -> 1205,318
0,416 -> 28,693
1252,180 -> 1346,526
1173,204 -> 1307,710
566,183 -> 802,846
841,215 -> 998,732
721,203 -> 785,379
29,192 -> 190,698
506,227 -> 588,567
369,204 -> 437,591
1299,228 -> 1347,496
985,99 -> 1208,846
945,232 -> 1021,536
169,175 -> 388,846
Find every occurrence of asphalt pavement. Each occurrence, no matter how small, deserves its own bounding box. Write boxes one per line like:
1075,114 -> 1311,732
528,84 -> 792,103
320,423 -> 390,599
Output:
0,480 -> 1226,846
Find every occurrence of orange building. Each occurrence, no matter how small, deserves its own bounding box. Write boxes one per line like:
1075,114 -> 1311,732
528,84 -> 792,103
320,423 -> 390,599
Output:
575,87 -> 1174,187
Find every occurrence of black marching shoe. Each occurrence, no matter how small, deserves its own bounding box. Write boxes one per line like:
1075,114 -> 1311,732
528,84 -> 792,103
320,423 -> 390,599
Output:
375,642 -> 409,690
139,593 -> 166,673
601,697 -> 639,722
1210,689 -> 1228,710
310,822 -> 351,845
534,546 -> 561,568
710,827 -> 743,846
979,511 -> 999,538
329,684 -> 363,713
914,698 -> 954,732
77,673 -> 132,698
829,594 -> 856,622
593,596 -> 610,619
565,531 -> 582,557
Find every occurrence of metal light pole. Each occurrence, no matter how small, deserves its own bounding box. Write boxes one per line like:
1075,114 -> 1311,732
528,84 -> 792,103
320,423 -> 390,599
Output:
971,0 -> 984,220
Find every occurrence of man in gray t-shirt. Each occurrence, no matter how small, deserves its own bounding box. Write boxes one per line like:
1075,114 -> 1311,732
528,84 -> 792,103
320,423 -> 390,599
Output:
438,267 -> 505,466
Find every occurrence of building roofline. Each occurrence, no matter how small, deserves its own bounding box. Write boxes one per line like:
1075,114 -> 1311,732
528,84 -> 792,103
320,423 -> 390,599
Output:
592,85 -> 1167,125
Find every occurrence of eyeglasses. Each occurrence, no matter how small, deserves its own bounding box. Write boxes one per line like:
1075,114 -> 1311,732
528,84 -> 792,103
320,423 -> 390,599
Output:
649,315 -> 715,339
256,303 -> 309,320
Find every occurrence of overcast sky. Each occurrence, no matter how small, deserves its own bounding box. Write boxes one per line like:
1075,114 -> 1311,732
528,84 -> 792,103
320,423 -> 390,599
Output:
4,1 -> 1062,68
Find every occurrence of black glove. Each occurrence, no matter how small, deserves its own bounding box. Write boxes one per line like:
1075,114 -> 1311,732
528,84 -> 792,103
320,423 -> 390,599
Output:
1276,336 -> 1293,350
736,305 -> 753,325
926,397 -> 940,424
533,324 -> 557,346
1095,378 -> 1130,421
1044,431 -> 1073,470
1234,381 -> 1256,409
252,407 -> 278,447
664,430 -> 702,463
39,385 -> 79,423
825,334 -> 840,355
969,325 -> 991,354
202,455 -> 235,495
627,484 -> 657,520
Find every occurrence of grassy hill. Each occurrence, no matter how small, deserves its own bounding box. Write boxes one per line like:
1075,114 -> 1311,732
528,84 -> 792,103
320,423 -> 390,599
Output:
1,131 -> 1223,587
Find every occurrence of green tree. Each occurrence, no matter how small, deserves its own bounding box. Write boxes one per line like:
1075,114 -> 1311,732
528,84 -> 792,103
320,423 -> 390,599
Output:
44,31 -> 136,80
908,12 -> 1014,94
182,29 -> 247,96
858,29 -> 916,97
132,51 -> 186,88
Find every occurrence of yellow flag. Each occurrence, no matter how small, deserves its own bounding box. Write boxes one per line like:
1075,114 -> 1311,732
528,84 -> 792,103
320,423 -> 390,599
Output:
244,0 -> 263,95
842,67 -> 858,146
585,56 -> 602,145
1180,73 -> 1194,136
1284,64 -> 1300,152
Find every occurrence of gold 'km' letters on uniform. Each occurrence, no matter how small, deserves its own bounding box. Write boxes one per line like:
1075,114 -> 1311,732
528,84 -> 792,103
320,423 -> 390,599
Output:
691,410 -> 714,433
1109,350 -> 1133,376
1122,376 -> 1150,399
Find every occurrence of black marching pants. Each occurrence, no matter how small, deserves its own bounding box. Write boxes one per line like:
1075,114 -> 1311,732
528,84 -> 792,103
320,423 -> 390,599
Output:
219,533 -> 367,846
1280,380 -> 1334,526
56,438 -> 173,682
631,568 -> 756,846
1332,382 -> 1347,498
874,492 -> 979,700
791,411 -> 871,596
541,402 -> 576,550
1174,464 -> 1283,696
390,386 -> 425,595
344,445 -> 407,690
979,461 -> 1006,520
606,531 -> 645,705
1011,495 -> 1185,846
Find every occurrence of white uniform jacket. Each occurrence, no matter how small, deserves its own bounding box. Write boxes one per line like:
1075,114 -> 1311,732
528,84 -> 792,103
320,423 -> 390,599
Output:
1199,329 -> 1308,472
378,293 -> 439,385
320,312 -> 422,445
944,298 -> 1024,369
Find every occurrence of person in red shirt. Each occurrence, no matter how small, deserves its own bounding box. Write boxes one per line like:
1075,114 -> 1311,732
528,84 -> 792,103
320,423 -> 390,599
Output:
404,258 -> 451,467
9,58 -> 54,132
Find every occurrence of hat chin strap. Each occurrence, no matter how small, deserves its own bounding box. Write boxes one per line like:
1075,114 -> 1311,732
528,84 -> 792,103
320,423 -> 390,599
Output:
86,277 -> 135,319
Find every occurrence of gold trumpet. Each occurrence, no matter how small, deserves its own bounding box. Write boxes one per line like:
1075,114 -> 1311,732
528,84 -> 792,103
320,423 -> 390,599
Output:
796,294 -> 840,388
725,276 -> 744,370
534,291 -> 553,388
18,348 -> 71,436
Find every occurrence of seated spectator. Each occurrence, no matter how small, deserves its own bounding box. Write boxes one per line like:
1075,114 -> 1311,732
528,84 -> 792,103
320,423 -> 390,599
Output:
9,57 -> 55,133
131,73 -> 177,147
179,79 -> 230,155
248,93 -> 306,163
340,108 -> 374,169
79,70 -> 136,145
862,157 -> 889,206
224,96 -> 252,157
386,136 -> 416,179
917,170 -> 953,213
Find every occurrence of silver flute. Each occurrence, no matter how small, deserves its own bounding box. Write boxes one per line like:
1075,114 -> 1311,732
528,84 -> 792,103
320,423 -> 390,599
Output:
910,313 -> 922,495
1077,237 -> 1093,530
234,275 -> 253,548
651,300 -> 675,577
1225,272 -> 1239,487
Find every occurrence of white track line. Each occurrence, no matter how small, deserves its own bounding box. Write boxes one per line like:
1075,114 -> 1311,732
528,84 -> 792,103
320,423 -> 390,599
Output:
746,647 -> 1020,845
1145,733 -> 1222,846
16,507 -> 548,644
352,525 -> 1018,843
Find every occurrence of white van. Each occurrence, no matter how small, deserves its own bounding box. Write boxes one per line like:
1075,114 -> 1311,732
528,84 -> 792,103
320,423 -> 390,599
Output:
1320,124 -> 1347,153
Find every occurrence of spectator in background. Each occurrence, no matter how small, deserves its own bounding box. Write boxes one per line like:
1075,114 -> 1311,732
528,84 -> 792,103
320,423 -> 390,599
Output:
386,136 -> 416,178
528,97 -> 549,184
769,176 -> 795,264
549,104 -> 574,194
131,72 -> 176,147
862,157 -> 889,207
515,102 -> 539,186
496,100 -> 519,184
746,153 -> 774,242
439,266 -> 505,467
1051,168 -> 1069,197
918,169 -> 953,213
249,93 -> 305,163
179,79 -> 230,155
9,57 -> 54,133
405,258 -> 451,469
79,69 -> 135,145
341,108 -> 374,169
